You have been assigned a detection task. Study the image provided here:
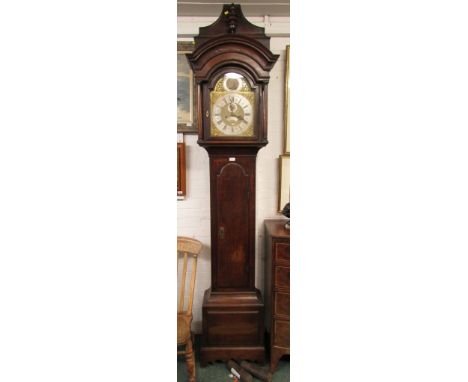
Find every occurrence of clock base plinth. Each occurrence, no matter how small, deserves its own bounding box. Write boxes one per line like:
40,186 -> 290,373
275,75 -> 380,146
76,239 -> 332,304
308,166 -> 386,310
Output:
200,288 -> 265,367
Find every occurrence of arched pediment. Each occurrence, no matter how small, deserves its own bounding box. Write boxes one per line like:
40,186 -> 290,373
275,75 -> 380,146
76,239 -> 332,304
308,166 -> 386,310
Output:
187,35 -> 278,83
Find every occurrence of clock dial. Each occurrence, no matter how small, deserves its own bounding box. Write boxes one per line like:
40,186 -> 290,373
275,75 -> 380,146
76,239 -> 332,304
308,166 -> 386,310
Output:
210,73 -> 255,137
212,93 -> 253,135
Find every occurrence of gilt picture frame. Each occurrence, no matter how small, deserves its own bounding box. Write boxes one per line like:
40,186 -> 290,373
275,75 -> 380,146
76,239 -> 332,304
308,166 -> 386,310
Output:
278,154 -> 290,212
283,45 -> 290,154
177,41 -> 198,134
177,142 -> 186,196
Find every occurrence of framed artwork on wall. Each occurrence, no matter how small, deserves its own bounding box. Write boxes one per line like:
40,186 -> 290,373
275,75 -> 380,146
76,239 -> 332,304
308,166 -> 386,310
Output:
177,142 -> 186,196
278,154 -> 290,212
283,45 -> 290,154
177,41 -> 198,134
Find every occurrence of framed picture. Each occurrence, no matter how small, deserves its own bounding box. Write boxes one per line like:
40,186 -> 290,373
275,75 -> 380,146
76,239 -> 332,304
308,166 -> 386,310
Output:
278,154 -> 290,212
177,41 -> 198,134
177,143 -> 186,196
283,45 -> 290,154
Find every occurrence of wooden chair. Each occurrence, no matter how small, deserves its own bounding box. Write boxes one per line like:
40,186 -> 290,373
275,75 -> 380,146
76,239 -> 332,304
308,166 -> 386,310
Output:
177,236 -> 202,382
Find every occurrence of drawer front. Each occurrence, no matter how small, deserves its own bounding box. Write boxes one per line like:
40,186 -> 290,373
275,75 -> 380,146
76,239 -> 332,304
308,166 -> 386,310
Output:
275,266 -> 290,289
274,291 -> 290,317
273,320 -> 290,348
275,242 -> 290,264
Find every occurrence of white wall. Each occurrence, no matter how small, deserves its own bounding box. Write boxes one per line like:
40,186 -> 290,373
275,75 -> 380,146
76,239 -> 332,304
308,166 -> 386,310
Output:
177,17 -> 289,333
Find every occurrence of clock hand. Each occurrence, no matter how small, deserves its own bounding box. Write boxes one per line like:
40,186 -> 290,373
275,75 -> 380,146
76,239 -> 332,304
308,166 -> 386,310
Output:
232,111 -> 247,123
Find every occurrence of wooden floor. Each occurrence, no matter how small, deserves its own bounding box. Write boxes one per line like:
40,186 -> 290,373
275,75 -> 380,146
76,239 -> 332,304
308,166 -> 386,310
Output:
177,335 -> 290,382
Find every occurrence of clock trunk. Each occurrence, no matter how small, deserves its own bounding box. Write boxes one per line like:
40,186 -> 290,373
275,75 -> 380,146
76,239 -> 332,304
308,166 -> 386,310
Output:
210,153 -> 255,290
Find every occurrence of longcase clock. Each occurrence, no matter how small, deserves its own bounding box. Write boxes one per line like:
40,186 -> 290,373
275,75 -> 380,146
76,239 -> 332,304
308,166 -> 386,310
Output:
187,3 -> 278,365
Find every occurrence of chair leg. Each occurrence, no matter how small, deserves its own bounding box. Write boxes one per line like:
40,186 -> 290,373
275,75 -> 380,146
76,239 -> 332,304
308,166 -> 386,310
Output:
185,335 -> 196,382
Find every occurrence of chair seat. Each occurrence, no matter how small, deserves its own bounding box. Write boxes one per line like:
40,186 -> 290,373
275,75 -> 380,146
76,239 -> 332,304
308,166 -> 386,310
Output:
177,313 -> 192,345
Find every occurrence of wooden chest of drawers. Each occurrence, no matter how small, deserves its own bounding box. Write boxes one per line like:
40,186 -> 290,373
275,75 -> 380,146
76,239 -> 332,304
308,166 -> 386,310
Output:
264,219 -> 290,371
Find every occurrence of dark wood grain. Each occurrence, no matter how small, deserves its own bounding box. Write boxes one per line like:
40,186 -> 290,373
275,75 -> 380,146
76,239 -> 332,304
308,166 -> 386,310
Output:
274,292 -> 290,317
275,242 -> 289,263
188,4 -> 278,366
193,4 -> 271,48
210,153 -> 256,291
273,320 -> 290,348
264,219 -> 290,372
275,266 -> 289,290
200,288 -> 265,365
